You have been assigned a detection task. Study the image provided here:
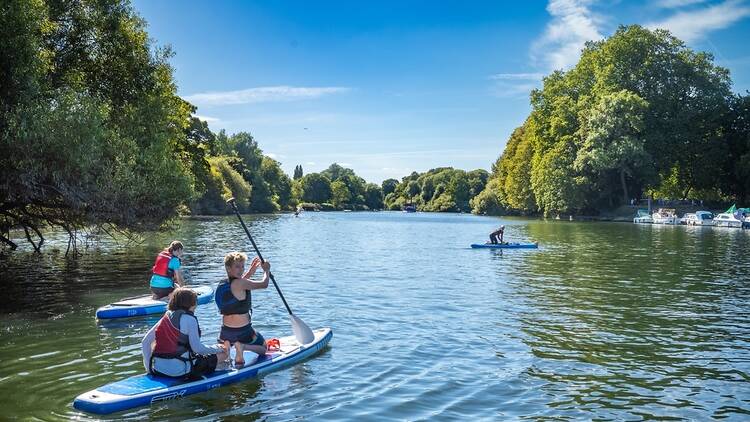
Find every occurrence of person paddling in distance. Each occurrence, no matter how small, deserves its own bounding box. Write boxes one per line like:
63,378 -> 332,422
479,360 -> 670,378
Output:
216,252 -> 270,366
489,225 -> 505,244
142,288 -> 228,379
150,241 -> 185,300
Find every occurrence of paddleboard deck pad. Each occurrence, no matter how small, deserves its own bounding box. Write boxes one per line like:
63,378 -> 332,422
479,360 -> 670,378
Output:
95,285 -> 214,319
73,327 -> 332,414
471,242 -> 538,249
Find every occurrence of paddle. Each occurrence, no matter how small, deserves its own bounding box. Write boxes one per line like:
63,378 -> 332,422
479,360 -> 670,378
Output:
226,198 -> 315,344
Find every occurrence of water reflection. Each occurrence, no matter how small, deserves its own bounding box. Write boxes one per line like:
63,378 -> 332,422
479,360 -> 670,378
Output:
0,213 -> 748,420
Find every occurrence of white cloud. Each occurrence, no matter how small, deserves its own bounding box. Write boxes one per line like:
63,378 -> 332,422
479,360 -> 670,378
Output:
658,0 -> 708,8
489,73 -> 544,98
193,114 -> 220,123
489,73 -> 545,80
647,0 -> 750,43
184,86 -> 351,107
305,161 -> 316,165
532,0 -> 604,71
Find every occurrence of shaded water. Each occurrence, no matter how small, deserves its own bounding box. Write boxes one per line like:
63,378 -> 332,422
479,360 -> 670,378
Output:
1,212 -> 749,420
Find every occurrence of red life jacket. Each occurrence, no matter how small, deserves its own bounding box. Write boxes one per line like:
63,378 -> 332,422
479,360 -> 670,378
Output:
152,249 -> 177,279
151,310 -> 195,359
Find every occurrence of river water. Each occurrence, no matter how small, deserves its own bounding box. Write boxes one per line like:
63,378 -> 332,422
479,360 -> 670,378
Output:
0,212 -> 748,420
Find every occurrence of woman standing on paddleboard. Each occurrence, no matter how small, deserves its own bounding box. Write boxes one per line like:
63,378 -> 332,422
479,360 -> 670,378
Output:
216,252 -> 270,366
150,241 -> 185,300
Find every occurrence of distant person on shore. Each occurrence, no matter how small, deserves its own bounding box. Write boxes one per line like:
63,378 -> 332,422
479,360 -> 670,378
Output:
142,288 -> 228,379
489,225 -> 505,244
216,252 -> 270,367
150,241 -> 185,300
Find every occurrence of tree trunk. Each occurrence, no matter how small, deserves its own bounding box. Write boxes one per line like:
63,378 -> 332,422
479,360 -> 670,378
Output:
620,168 -> 629,206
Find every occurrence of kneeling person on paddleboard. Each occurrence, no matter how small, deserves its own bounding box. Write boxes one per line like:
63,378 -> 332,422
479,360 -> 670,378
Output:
216,252 -> 270,366
142,288 -> 228,379
149,241 -> 185,300
489,225 -> 505,244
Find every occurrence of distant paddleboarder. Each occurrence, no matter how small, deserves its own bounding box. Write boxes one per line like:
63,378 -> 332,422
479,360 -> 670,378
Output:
489,225 -> 505,244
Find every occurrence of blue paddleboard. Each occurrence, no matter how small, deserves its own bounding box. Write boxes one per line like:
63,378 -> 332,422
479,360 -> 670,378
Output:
470,242 -> 538,249
73,328 -> 332,414
95,285 -> 214,319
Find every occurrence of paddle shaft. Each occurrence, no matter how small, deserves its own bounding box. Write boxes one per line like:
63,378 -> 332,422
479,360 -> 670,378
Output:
228,200 -> 294,315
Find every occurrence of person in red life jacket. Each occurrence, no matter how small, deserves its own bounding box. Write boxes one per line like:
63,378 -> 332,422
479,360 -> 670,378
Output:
141,287 -> 228,379
216,252 -> 270,367
150,241 -> 185,300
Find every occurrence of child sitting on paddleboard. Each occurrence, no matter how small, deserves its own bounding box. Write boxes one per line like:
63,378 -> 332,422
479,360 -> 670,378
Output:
216,252 -> 270,366
141,288 -> 228,379
150,240 -> 185,300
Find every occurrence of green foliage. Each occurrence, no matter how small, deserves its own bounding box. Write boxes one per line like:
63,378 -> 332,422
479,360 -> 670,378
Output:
0,0 -> 194,250
293,164 -> 303,180
262,157 -> 294,210
470,178 -> 504,215
476,24 -> 744,216
381,179 -> 399,196
330,181 -> 351,207
210,157 -> 251,212
300,173 -> 333,203
383,167 -> 488,212
364,183 -> 384,210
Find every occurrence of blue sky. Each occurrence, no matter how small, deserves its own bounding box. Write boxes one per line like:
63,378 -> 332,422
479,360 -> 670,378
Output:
134,0 -> 750,183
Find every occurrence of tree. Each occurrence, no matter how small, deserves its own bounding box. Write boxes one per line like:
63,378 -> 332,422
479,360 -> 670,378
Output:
208,157 -> 251,212
382,179 -> 399,196
262,157 -> 293,210
300,173 -> 332,203
293,165 -> 304,180
383,167 -> 488,212
485,25 -> 736,216
330,181 -> 351,207
364,183 -> 384,210
0,0 -> 195,251
471,178 -> 504,215
574,90 -> 650,205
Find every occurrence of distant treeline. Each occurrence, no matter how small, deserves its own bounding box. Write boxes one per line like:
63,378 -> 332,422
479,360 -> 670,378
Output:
472,25 -> 750,217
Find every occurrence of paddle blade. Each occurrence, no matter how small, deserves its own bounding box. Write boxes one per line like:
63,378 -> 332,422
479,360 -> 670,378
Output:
290,313 -> 315,344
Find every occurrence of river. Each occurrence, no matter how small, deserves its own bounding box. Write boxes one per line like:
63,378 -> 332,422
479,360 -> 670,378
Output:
0,211 -> 748,420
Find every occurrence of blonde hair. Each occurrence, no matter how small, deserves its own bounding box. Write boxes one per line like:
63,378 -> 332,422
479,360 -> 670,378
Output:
224,252 -> 247,273
168,241 -> 184,253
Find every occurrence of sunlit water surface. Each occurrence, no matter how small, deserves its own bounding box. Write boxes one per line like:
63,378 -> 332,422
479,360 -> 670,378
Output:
0,212 -> 749,420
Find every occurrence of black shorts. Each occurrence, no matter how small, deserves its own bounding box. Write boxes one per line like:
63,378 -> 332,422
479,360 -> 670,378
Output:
186,354 -> 218,380
219,324 -> 265,346
151,286 -> 174,299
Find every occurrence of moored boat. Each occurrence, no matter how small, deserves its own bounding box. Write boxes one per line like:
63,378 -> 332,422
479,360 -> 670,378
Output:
652,208 -> 679,225
682,211 -> 714,226
633,209 -> 653,224
714,212 -> 743,228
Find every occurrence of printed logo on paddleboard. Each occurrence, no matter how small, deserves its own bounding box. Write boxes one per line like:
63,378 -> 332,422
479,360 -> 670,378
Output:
151,389 -> 186,403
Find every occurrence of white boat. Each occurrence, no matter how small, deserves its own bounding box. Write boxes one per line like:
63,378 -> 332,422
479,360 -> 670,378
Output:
682,211 -> 714,226
714,212 -> 743,228
652,208 -> 679,225
633,209 -> 653,224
